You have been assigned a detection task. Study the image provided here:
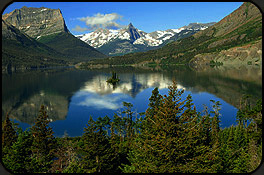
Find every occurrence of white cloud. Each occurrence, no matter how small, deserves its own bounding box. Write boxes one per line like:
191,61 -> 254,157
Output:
78,13 -> 123,30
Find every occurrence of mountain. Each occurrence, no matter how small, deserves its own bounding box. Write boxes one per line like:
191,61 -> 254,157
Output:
76,22 -> 215,56
135,22 -> 216,47
2,6 -> 68,39
2,19 -> 67,71
86,2 -> 261,66
2,6 -> 106,64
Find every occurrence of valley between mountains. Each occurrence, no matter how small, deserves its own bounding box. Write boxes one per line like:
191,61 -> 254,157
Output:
2,2 -> 262,71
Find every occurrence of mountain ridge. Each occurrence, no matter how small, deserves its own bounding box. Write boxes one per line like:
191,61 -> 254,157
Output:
76,22 -> 215,56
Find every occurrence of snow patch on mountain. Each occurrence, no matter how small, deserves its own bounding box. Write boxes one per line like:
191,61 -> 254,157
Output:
76,22 -> 215,49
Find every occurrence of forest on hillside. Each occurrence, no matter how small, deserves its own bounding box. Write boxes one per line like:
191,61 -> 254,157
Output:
2,82 -> 262,173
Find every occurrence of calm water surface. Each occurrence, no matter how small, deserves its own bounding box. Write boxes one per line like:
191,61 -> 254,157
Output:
2,65 -> 262,137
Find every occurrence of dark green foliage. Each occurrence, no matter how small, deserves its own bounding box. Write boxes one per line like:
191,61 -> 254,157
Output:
146,87 -> 162,117
30,105 -> 56,173
38,32 -> 106,63
80,116 -> 114,173
123,83 -> 184,172
2,37 -> 67,70
2,114 -> 17,149
50,137 -> 80,173
2,129 -> 34,173
2,105 -> 57,173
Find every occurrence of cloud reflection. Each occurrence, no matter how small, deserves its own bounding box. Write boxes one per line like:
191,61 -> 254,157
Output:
78,74 -> 185,97
75,73 -> 186,110
76,91 -> 127,110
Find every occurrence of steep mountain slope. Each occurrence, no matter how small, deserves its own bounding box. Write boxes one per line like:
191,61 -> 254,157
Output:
77,22 -> 215,56
3,6 -> 106,62
2,19 -> 66,71
87,2 -> 261,66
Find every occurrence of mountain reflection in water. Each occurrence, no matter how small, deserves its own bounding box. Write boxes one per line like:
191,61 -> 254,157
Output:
2,65 -> 262,137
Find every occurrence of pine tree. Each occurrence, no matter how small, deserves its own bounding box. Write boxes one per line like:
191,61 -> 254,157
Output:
110,113 -> 132,172
146,87 -> 162,117
2,113 -> 19,173
209,100 -> 223,172
81,116 -> 113,173
123,82 -> 190,173
50,137 -> 78,173
2,113 -> 17,149
122,102 -> 134,140
247,139 -> 261,172
2,129 -> 33,173
178,96 -> 215,173
30,105 -> 56,173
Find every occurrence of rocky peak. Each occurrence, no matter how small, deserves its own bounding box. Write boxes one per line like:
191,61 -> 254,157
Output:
127,22 -> 135,29
3,6 -> 69,39
125,22 -> 142,43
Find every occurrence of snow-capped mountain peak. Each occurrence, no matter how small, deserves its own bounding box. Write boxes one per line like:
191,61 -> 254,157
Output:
76,22 -> 216,54
76,28 -> 120,48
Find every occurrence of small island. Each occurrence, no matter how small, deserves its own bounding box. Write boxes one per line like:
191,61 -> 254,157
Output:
106,71 -> 120,84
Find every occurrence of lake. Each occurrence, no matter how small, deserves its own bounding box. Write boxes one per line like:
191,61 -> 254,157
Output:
2,65 -> 262,137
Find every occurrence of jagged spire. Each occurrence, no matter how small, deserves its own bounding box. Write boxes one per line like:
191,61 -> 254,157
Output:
128,22 -> 134,27
126,22 -> 141,42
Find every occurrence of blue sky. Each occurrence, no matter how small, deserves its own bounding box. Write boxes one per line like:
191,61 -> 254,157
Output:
2,2 -> 244,35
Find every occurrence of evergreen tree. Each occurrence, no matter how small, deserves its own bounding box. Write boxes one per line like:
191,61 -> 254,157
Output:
123,82 -> 189,173
50,137 -> 78,173
30,105 -> 56,173
177,96 -> 215,173
110,113 -> 131,172
81,116 -> 113,173
2,113 -> 17,149
2,129 -> 33,173
236,97 -> 262,172
122,102 -> 134,140
146,87 -> 162,117
208,100 -> 223,172
2,113 -> 19,173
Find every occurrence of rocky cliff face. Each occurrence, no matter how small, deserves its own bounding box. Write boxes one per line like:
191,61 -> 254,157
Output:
3,6 -> 68,39
2,19 -> 32,40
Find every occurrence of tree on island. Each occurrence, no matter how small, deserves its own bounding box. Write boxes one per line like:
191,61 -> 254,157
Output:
106,71 -> 120,85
